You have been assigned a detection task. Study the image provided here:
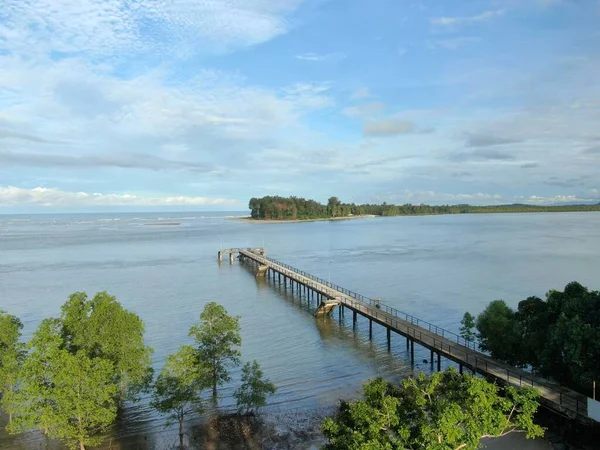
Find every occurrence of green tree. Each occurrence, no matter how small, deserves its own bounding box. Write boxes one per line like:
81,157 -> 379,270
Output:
234,360 -> 276,414
11,319 -> 118,449
189,302 -> 241,399
60,291 -> 154,406
151,345 -> 206,448
322,369 -> 544,450
475,300 -> 522,366
459,312 -> 476,343
475,282 -> 600,395
10,318 -> 64,436
50,350 -> 117,450
0,310 -> 25,426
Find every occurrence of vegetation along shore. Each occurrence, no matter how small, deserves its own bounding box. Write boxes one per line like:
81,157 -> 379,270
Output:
2,280 -> 599,449
248,195 -> 600,221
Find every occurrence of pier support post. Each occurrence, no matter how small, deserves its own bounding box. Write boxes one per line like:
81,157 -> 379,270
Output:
437,353 -> 441,372
406,336 -> 409,351
229,253 -> 234,264
410,340 -> 414,364
352,311 -> 357,330
369,320 -> 372,340
386,328 -> 391,351
459,364 -> 463,375
339,305 -> 342,321
218,251 -> 222,263
279,273 -> 281,284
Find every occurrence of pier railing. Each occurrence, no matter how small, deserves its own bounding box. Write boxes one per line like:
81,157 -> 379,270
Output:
261,254 -> 478,351
239,250 -> 589,418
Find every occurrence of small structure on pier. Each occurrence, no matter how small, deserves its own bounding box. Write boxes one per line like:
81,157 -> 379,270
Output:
217,248 -> 265,263
315,297 -> 342,316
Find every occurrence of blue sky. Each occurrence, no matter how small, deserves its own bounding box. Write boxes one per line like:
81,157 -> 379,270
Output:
0,0 -> 599,212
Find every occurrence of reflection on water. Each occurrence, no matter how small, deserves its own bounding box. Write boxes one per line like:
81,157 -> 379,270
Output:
1,211 -> 599,448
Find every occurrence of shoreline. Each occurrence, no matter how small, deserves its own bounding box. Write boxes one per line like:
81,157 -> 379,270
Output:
230,209 -> 600,224
229,215 -> 376,224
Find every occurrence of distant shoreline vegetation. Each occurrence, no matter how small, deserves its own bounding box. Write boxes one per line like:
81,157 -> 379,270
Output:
248,196 -> 600,221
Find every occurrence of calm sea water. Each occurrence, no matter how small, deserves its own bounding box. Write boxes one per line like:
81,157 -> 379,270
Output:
1,211 -> 599,449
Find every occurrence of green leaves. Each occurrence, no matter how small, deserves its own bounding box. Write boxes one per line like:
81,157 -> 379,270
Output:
151,345 -> 205,430
0,310 -> 25,426
234,360 -> 276,414
322,369 -> 544,450
49,350 -> 117,450
60,291 -> 154,404
476,282 -> 600,394
3,292 -> 153,449
189,302 -> 241,398
459,312 -> 476,343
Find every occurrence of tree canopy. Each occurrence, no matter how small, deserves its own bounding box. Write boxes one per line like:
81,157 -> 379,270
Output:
151,345 -> 206,448
189,302 -> 241,398
248,196 -> 600,221
0,310 -> 25,426
472,281 -> 600,395
322,369 -> 543,450
234,360 -> 276,414
60,291 -> 154,405
4,292 -> 153,449
10,317 -> 117,450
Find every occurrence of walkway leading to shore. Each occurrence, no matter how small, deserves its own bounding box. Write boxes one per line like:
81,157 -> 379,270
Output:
219,247 -> 595,425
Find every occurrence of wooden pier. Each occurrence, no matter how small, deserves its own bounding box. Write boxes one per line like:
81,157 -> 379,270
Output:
220,248 -> 596,425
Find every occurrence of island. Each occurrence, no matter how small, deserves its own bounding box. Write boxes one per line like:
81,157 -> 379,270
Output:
246,196 -> 600,221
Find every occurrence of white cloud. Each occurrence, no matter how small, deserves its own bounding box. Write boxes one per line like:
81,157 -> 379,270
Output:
0,0 -> 305,57
363,118 -> 416,136
342,102 -> 387,118
0,186 -> 241,207
350,88 -> 372,100
516,194 -> 600,205
0,56 -> 333,166
379,190 -> 504,205
295,52 -> 346,62
427,37 -> 481,50
431,9 -> 505,30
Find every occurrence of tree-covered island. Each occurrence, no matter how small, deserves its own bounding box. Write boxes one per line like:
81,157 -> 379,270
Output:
248,196 -> 600,221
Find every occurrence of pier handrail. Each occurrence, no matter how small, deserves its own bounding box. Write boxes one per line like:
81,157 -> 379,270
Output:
238,249 -> 588,418
261,254 -> 478,351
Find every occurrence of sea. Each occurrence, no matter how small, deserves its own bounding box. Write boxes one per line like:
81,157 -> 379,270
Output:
1,211 -> 599,449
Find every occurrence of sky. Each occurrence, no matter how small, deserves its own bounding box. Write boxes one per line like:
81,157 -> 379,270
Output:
0,0 -> 599,213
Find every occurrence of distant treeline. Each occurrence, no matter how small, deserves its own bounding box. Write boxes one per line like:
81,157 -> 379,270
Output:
248,196 -> 600,220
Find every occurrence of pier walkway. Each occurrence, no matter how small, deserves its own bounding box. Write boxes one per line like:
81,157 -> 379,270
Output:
220,248 -> 596,425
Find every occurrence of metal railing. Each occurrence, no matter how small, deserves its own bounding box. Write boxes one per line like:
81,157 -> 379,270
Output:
239,249 -> 589,417
258,253 -> 477,350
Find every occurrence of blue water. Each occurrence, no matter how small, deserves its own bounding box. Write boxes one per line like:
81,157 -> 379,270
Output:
1,211 -> 599,449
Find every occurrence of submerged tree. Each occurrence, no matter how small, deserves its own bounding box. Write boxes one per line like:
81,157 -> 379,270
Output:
151,345 -> 206,448
60,291 -> 154,406
11,318 -> 117,450
322,368 -> 543,450
51,350 -> 117,450
0,310 -> 25,427
189,302 -> 241,399
234,360 -> 276,415
11,318 -> 63,436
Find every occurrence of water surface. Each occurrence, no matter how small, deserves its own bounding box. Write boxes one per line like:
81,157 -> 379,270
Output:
1,211 -> 599,448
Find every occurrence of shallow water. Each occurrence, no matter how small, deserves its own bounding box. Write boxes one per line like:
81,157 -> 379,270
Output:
1,211 -> 599,448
